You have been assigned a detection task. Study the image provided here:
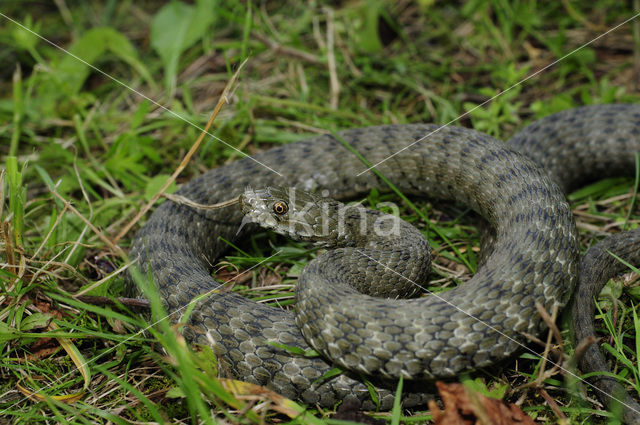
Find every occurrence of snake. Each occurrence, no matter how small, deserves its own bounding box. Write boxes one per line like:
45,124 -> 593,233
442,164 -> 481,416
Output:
128,104 -> 640,419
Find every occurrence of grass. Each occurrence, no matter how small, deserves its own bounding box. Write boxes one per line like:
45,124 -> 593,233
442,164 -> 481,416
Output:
0,0 -> 639,423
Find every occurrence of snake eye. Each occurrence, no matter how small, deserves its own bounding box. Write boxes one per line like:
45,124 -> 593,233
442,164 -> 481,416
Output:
273,200 -> 288,215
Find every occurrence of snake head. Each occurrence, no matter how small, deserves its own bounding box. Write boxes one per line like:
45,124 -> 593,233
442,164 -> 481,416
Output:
239,186 -> 344,245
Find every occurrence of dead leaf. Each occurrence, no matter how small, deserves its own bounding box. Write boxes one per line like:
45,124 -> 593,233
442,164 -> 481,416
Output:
429,382 -> 535,425
25,338 -> 60,361
17,322 -> 90,404
219,378 -> 307,419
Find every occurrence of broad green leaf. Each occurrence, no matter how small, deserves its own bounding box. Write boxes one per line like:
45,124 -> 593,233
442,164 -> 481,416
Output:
461,374 -> 508,399
194,344 -> 219,376
357,0 -> 384,53
599,278 -> 623,310
313,367 -> 343,385
0,321 -> 18,342
130,99 -> 150,131
150,0 -> 216,94
11,14 -> 41,53
57,27 -> 155,94
19,313 -> 53,331
76,279 -> 110,297
166,386 -> 186,398
628,285 -> 640,301
144,174 -> 178,201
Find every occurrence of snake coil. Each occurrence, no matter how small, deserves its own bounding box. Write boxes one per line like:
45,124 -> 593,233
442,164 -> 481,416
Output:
129,104 -> 640,421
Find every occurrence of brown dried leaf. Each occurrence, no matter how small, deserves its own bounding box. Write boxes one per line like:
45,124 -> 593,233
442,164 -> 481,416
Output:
429,382 -> 535,425
25,338 -> 60,361
218,378 -> 301,418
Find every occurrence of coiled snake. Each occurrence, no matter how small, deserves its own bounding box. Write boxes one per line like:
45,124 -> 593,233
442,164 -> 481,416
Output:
129,104 -> 640,420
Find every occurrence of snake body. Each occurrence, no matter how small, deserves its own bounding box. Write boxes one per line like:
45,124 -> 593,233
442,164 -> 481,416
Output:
129,104 -> 640,415
239,186 -> 432,300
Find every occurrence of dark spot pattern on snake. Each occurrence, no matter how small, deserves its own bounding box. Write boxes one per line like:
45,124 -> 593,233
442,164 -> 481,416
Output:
128,104 -> 640,416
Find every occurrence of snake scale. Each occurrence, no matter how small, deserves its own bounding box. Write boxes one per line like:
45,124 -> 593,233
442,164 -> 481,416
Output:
129,104 -> 640,419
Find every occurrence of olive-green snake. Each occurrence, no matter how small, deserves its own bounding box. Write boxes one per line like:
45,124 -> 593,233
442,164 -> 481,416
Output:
129,104 -> 640,420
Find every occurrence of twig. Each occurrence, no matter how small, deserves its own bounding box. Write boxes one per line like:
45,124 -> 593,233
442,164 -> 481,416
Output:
74,261 -> 134,297
517,303 -> 565,392
535,302 -> 562,383
50,190 -> 126,257
312,16 -> 326,50
334,28 -> 362,77
521,332 -> 563,359
253,33 -> 323,65
112,59 -> 248,245
539,388 -> 568,420
536,302 -> 564,353
561,0 -> 606,32
29,244 -> 77,285
75,295 -> 150,309
32,203 -> 69,259
571,336 -> 598,367
64,158 -> 94,265
325,7 -> 340,110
